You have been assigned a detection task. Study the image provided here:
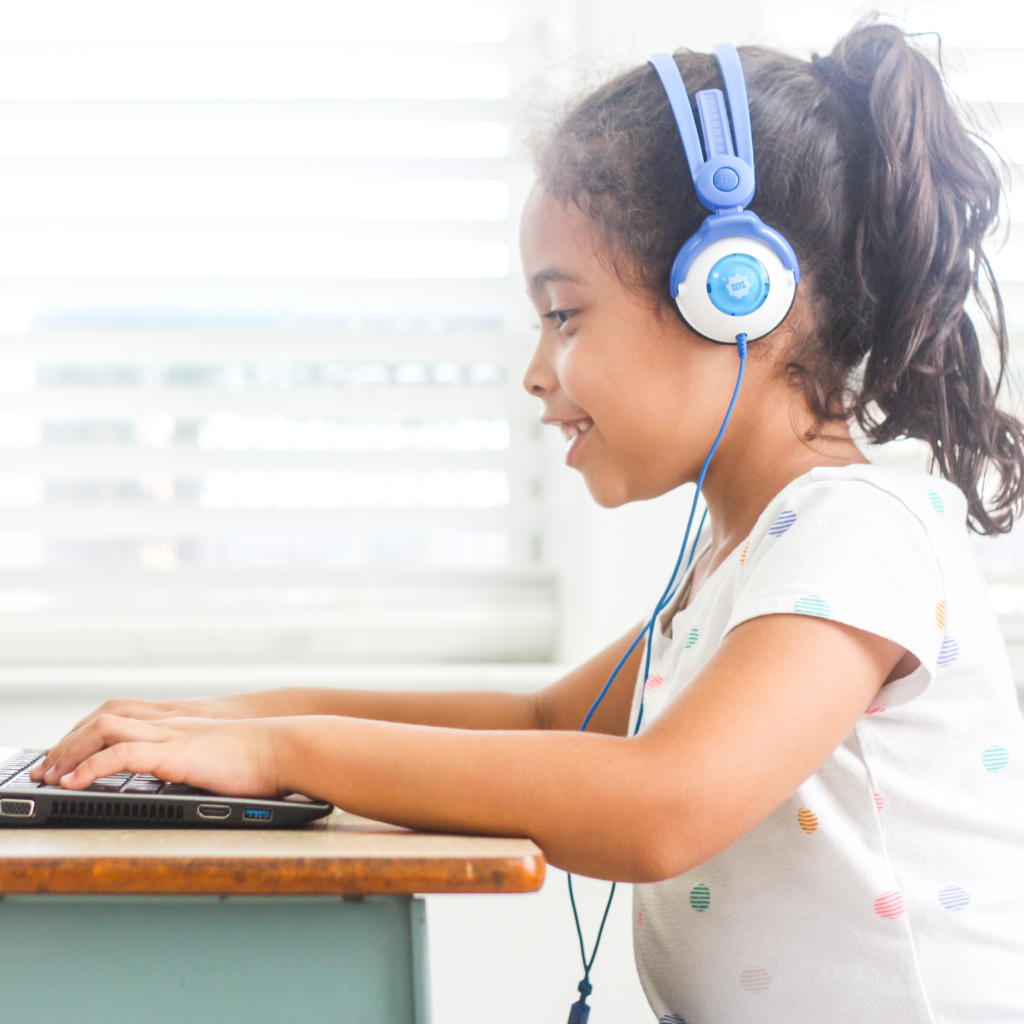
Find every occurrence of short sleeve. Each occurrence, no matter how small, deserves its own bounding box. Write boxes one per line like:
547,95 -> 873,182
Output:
726,477 -> 945,708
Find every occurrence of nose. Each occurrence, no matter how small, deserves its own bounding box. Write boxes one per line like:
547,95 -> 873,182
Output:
523,332 -> 557,398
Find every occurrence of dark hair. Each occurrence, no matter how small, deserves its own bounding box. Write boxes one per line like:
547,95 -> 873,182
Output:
531,22 -> 1024,534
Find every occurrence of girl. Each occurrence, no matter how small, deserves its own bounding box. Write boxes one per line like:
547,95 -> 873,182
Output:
33,22 -> 1024,1023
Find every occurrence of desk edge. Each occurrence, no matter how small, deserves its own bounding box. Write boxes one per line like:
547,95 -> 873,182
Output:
0,853 -> 546,896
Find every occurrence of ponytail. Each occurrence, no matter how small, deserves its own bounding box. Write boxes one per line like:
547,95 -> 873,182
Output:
533,22 -> 1024,533
820,24 -> 1024,533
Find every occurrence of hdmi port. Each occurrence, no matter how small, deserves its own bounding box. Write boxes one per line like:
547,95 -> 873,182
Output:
197,803 -> 231,819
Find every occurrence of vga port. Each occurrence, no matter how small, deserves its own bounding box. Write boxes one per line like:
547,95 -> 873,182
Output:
0,798 -> 36,817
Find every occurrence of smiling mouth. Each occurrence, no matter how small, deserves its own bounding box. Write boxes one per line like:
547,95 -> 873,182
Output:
559,419 -> 594,443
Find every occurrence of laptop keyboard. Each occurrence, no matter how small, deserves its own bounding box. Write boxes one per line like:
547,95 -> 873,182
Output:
0,753 -> 208,796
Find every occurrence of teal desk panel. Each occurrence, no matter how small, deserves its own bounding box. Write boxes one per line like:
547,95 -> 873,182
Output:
0,893 -> 430,1024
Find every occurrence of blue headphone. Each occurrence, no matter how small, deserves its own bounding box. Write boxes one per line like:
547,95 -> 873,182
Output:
648,45 -> 800,344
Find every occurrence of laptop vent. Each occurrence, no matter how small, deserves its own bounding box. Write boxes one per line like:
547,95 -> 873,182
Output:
50,799 -> 184,823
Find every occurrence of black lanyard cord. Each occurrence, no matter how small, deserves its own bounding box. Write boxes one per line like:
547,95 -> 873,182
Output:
566,875 -> 617,1024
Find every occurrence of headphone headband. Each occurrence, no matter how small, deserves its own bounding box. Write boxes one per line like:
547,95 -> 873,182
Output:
647,52 -> 705,183
648,46 -> 756,212
711,44 -> 754,171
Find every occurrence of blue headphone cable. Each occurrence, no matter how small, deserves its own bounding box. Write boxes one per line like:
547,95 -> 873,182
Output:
566,334 -> 748,1024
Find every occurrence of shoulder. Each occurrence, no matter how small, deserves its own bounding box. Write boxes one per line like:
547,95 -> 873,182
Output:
728,465 -> 952,690
734,464 -> 950,632
751,464 -> 963,550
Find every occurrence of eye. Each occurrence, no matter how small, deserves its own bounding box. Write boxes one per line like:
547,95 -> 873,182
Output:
543,309 -> 577,328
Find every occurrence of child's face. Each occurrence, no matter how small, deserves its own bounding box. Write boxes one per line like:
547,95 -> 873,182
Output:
521,186 -> 757,507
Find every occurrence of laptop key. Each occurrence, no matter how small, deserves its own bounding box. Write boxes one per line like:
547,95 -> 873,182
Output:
0,753 -> 42,783
89,775 -> 132,791
4,771 -> 37,788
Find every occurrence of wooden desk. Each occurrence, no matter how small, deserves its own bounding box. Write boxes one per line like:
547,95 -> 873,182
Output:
0,811 -> 545,1024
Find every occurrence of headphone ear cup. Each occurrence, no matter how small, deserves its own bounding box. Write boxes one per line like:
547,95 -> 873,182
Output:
675,236 -> 797,344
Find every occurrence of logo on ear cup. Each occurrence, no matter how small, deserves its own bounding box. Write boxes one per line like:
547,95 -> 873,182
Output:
727,274 -> 750,297
706,253 -> 769,316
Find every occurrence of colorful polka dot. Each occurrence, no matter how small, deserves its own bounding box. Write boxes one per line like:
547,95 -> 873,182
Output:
739,967 -> 771,993
937,637 -> 959,667
797,807 -> 818,834
982,745 -> 1010,772
794,595 -> 830,617
927,489 -> 945,516
644,674 -> 664,692
689,884 -> 710,912
874,890 -> 905,919
938,885 -> 971,911
683,627 -> 699,650
660,1015 -> 687,1024
873,793 -> 884,812
768,510 -> 797,536
935,601 -> 946,629
739,539 -> 751,564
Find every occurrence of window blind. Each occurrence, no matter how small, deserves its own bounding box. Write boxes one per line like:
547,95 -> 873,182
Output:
0,0 -> 553,664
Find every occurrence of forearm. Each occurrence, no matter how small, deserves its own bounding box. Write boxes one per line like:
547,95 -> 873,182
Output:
275,714 -> 667,880
196,622 -> 644,734
226,686 -> 543,731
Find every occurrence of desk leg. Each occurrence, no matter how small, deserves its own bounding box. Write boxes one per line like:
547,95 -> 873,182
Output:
410,895 -> 432,1024
0,894 -> 431,1024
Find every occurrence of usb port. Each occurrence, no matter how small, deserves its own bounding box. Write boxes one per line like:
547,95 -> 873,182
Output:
243,808 -> 273,822
0,799 -> 36,818
197,803 -> 231,819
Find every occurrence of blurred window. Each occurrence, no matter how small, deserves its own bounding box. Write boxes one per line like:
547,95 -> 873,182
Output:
0,0 -> 552,664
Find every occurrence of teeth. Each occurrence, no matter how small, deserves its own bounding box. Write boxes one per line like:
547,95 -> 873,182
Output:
559,420 -> 593,443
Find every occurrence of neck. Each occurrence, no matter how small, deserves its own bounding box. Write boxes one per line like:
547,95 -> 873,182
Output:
698,390 -> 867,572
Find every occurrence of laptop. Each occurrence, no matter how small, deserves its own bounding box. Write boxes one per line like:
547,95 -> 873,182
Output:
0,747 -> 333,828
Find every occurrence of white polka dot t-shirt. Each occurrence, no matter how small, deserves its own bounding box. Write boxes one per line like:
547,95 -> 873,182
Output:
630,465 -> 1024,1024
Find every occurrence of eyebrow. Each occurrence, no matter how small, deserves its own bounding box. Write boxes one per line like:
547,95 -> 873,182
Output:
529,267 -> 581,292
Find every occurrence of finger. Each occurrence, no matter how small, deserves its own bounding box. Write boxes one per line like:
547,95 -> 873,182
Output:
32,732 -> 78,780
44,715 -> 162,782
68,710 -> 105,735
69,699 -> 164,734
32,709 -> 195,781
33,701 -> 132,779
59,742 -> 168,790
68,699 -> 129,736
43,715 -> 166,784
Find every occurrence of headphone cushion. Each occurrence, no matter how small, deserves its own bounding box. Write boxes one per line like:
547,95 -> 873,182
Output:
675,236 -> 797,344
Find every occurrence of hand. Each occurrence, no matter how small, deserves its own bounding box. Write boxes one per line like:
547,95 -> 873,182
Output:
66,694 -> 256,735
30,714 -> 287,797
